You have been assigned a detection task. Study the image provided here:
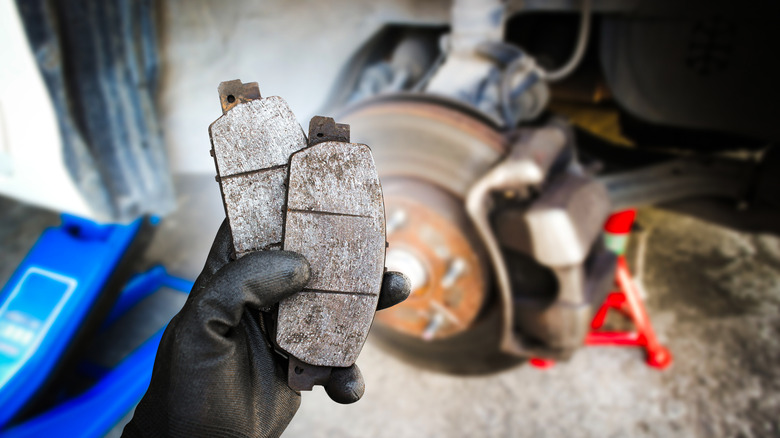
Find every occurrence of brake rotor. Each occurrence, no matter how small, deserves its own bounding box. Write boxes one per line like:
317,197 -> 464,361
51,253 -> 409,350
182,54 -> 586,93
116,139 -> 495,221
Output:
341,95 -> 508,340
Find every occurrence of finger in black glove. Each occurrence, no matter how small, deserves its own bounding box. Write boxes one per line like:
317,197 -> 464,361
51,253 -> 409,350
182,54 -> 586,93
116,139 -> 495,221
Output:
324,269 -> 410,404
123,220 -> 410,437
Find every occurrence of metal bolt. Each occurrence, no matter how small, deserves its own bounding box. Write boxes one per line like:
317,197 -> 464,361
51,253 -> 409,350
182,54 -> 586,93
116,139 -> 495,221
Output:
386,209 -> 408,235
422,312 -> 445,341
441,257 -> 467,289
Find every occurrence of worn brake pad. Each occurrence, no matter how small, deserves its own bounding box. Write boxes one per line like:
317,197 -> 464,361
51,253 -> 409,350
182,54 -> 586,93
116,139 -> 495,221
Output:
208,81 -> 386,392
208,80 -> 306,257
278,129 -> 385,375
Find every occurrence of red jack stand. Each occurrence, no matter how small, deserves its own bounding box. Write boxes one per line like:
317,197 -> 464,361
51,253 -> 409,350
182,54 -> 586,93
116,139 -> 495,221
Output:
584,256 -> 673,368
529,210 -> 673,370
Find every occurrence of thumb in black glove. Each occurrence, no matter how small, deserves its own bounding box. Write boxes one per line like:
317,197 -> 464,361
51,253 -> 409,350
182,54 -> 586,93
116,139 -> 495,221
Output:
122,220 -> 410,438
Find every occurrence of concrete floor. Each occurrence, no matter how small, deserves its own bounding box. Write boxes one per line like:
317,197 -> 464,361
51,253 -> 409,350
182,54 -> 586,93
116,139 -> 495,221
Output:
2,174 -> 779,437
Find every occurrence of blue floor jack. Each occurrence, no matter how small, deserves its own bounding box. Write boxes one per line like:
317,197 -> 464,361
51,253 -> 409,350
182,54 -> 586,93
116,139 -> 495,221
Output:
0,215 -> 193,437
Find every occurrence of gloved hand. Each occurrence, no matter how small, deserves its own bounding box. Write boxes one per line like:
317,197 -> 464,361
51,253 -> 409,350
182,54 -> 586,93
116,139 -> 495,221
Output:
122,220 -> 410,438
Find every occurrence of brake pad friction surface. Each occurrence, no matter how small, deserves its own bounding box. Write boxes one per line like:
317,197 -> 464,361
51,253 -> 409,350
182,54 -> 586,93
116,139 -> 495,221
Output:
209,96 -> 306,257
278,141 -> 386,368
210,94 -> 386,372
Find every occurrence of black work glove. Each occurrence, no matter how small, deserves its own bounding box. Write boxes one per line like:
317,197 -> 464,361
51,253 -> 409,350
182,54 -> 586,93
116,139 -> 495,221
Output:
123,220 -> 410,438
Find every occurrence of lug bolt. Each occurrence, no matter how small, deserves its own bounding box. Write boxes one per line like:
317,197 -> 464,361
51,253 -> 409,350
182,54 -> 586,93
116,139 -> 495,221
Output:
386,209 -> 408,235
422,312 -> 445,341
441,257 -> 467,289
